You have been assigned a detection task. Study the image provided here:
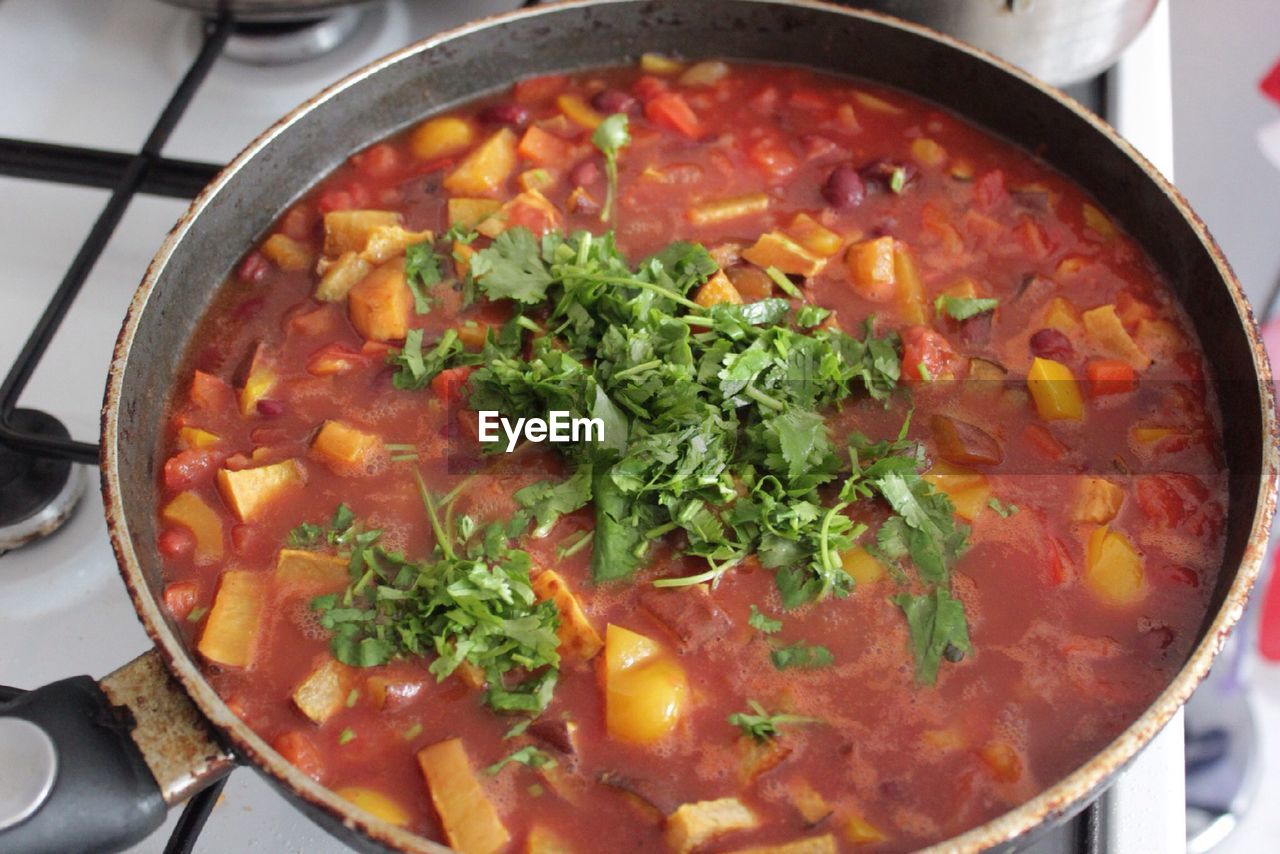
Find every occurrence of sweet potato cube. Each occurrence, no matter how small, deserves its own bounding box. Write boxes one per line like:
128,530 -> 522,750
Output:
348,258 -> 412,342
742,231 -> 826,277
178,426 -> 221,449
842,817 -> 886,845
687,194 -> 770,227
1082,304 -> 1151,370
694,271 -> 744,307
1073,477 -> 1124,523
261,233 -> 313,272
787,780 -> 831,824
216,459 -> 303,522
532,570 -> 603,661
785,213 -> 843,257
1085,525 -> 1145,606
197,570 -> 266,668
238,346 -> 277,417
448,197 -> 503,231
314,251 -> 373,302
517,126 -> 574,168
1027,357 -> 1084,421
665,797 -> 759,854
312,420 -> 381,468
161,491 -> 224,563
728,835 -> 838,854
275,549 -> 348,589
411,116 -> 475,161
978,741 -> 1024,782
893,242 -> 927,324
335,786 -> 411,827
444,128 -> 517,197
361,224 -> 433,266
189,370 -> 234,411
322,210 -> 400,257
556,92 -> 604,130
844,236 -> 896,302
1131,425 -> 1180,444
1042,296 -> 1082,335
526,824 -> 574,854
293,658 -> 354,724
911,136 -> 947,168
418,738 -> 510,854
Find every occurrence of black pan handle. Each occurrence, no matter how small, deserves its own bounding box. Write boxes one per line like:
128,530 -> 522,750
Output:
0,651 -> 235,853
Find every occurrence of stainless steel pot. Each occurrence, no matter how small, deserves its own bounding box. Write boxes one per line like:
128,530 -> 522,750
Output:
843,0 -> 1159,85
0,1 -> 1274,852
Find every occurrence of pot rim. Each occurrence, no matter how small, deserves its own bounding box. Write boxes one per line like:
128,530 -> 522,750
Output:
100,1 -> 1280,851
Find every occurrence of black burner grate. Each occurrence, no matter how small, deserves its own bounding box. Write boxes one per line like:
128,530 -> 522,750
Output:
0,4 -> 1107,851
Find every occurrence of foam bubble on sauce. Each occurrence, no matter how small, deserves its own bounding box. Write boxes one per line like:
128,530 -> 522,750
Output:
291,600 -> 327,641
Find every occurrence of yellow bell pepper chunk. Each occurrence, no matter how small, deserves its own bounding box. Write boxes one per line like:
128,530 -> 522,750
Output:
444,128 -> 517,197
910,137 -> 947,168
605,624 -> 689,744
335,787 -> 411,827
555,93 -> 604,130
178,426 -> 220,449
1131,425 -> 1180,444
924,461 -> 991,521
687,193 -> 770,227
197,570 -> 266,668
238,347 -> 277,417
161,491 -> 224,563
640,52 -> 683,75
840,547 -> 885,586
785,213 -> 843,257
410,116 -> 475,161
1085,525 -> 1145,606
1027,357 -> 1084,421
1082,203 -> 1117,240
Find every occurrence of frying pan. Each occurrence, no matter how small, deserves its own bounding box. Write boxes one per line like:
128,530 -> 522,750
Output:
1,1 -> 1275,851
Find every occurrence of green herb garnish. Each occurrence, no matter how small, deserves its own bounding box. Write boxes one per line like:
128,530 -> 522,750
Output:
770,641 -> 835,670
592,113 -> 631,223
404,240 -> 443,313
893,588 -> 972,684
186,605 -> 208,623
485,745 -> 557,775
728,700 -> 821,742
987,497 -> 1019,518
748,605 -> 782,635
338,728 -> 356,745
934,294 -> 998,321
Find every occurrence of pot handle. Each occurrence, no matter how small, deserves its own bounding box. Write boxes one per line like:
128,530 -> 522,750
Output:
0,650 -> 235,853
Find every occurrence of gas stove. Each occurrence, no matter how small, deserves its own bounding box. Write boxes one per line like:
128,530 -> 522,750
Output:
0,1 -> 1190,851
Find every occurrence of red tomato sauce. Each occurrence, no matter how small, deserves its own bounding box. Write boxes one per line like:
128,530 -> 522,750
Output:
157,60 -> 1226,852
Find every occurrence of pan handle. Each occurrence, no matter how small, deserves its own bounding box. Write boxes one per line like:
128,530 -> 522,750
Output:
0,650 -> 236,853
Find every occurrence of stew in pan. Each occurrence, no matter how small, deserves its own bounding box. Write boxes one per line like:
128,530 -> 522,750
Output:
155,58 -> 1225,852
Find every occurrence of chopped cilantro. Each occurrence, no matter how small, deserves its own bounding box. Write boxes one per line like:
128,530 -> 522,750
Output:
338,728 -> 356,745
404,240 -> 442,313
934,294 -> 998,321
728,700 -> 821,742
748,605 -> 782,635
889,166 -> 907,193
987,497 -> 1019,518
592,113 -> 631,223
893,588 -> 972,684
770,641 -> 835,670
485,745 -> 556,775
186,605 -> 208,623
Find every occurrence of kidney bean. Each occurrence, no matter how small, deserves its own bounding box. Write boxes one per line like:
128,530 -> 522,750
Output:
958,311 -> 992,346
591,89 -> 638,114
256,399 -> 285,418
236,251 -> 269,285
1029,328 -> 1074,361
477,102 -> 529,127
570,159 -> 601,187
821,163 -> 865,210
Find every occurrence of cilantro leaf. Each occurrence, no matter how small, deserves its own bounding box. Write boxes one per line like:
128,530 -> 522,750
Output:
485,745 -> 557,775
592,113 -> 630,223
727,700 -> 821,742
404,240 -> 442,313
770,641 -> 835,670
515,463 -> 594,538
934,295 -> 998,321
748,605 -> 782,634
893,587 -> 971,684
470,227 -> 554,304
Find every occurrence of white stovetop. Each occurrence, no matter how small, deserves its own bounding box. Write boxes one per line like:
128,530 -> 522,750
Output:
0,1 -> 1224,852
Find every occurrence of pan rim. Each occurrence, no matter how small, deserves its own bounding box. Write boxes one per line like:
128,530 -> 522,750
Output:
100,1 -> 1280,851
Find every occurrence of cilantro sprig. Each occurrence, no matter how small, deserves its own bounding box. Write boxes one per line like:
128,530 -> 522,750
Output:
728,700 -> 821,742
592,113 -> 630,223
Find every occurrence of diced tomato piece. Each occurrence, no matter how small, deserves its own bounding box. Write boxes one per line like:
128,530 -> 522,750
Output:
787,86 -> 830,111
900,325 -> 958,382
317,188 -> 354,213
749,85 -> 779,114
972,169 -> 1008,212
279,204 -> 317,241
359,340 -> 392,359
631,74 -> 668,103
351,143 -> 403,180
236,251 -> 270,285
1086,359 -> 1137,396
1135,474 -> 1210,530
273,731 -> 326,782
158,530 -> 196,561
163,450 -> 220,492
1016,218 -> 1050,259
162,580 -> 199,619
1115,290 -> 1157,328
1260,60 -> 1280,106
189,370 -> 234,411
517,125 -> 574,166
431,365 -> 474,410
1045,537 -> 1071,586
514,74 -> 568,104
645,92 -> 700,138
287,305 -> 336,337
1023,423 -> 1067,460
747,137 -> 798,179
